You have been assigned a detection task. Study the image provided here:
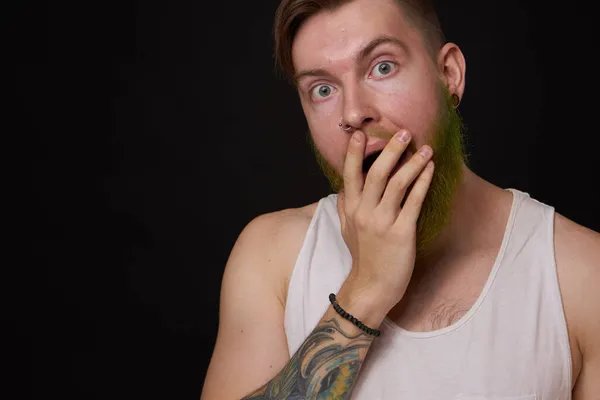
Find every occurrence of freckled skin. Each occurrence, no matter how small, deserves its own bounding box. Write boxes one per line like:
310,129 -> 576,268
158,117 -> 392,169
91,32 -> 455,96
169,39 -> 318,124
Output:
292,0 -> 466,256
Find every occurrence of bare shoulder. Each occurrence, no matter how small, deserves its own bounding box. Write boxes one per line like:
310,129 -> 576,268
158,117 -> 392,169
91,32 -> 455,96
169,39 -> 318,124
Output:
554,213 -> 600,283
233,201 -> 320,308
202,202 -> 321,399
555,212 -> 600,266
240,202 -> 318,244
553,212 -> 600,389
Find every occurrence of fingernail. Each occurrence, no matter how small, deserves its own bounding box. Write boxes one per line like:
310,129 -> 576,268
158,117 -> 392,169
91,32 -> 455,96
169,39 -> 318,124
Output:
352,132 -> 362,143
420,146 -> 432,157
396,130 -> 411,143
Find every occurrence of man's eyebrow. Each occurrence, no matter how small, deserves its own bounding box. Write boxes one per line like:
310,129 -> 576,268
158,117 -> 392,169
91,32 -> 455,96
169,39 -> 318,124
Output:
356,35 -> 409,64
294,35 -> 408,84
294,68 -> 338,85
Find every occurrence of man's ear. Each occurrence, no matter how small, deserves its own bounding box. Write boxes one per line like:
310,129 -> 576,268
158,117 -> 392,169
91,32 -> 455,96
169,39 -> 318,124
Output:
437,43 -> 466,101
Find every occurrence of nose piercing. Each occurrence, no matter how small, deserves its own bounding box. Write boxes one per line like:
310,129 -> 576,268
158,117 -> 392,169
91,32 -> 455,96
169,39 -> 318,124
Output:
339,118 -> 354,132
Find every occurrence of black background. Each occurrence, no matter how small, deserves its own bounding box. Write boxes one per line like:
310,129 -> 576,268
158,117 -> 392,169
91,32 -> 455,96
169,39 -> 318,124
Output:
7,0 -> 599,399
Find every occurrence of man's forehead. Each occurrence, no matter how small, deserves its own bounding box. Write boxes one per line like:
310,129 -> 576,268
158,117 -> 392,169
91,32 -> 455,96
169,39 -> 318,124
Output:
291,0 -> 419,72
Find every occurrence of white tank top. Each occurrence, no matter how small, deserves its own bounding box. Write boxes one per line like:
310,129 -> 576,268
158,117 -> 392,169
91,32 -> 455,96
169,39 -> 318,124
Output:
284,189 -> 572,399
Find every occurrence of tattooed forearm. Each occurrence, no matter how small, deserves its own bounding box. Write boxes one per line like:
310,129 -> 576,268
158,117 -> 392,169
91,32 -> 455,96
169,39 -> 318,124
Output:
242,318 -> 374,400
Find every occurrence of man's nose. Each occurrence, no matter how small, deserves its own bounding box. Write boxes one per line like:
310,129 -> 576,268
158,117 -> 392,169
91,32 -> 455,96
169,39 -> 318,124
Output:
340,85 -> 380,132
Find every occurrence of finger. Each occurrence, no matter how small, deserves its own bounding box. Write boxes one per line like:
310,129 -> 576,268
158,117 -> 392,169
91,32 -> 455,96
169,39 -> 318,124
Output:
337,191 -> 346,232
342,131 -> 366,209
379,145 -> 433,216
362,130 -> 412,209
396,160 -> 435,225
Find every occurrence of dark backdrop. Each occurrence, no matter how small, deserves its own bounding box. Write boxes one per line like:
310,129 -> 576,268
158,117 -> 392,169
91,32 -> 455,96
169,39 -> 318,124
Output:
7,0 -> 599,399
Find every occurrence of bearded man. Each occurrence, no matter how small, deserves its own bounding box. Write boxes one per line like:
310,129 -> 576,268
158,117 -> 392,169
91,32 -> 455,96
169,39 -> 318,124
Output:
201,1 -> 600,398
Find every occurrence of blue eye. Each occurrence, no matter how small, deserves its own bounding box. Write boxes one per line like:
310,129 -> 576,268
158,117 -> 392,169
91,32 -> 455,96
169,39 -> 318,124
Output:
371,61 -> 397,77
311,84 -> 335,99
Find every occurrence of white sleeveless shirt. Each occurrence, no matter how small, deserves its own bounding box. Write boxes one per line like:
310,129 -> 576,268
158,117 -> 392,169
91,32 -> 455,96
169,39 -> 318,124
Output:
284,189 -> 572,399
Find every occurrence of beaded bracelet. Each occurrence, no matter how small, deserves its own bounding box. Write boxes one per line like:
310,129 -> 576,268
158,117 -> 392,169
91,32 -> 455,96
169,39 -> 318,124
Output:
329,293 -> 381,337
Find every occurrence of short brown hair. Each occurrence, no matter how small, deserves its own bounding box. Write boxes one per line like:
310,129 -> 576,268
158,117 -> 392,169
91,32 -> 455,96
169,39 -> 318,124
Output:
273,0 -> 445,83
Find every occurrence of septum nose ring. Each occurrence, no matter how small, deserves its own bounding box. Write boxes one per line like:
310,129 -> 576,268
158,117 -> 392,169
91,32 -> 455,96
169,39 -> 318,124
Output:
339,118 -> 355,133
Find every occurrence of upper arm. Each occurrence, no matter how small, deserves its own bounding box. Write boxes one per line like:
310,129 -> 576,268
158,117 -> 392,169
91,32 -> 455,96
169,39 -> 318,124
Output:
201,210 -> 311,400
571,233 -> 600,400
554,214 -> 600,398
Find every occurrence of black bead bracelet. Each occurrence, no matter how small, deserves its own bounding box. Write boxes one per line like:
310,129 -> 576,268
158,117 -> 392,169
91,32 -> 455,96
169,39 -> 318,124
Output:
329,293 -> 381,337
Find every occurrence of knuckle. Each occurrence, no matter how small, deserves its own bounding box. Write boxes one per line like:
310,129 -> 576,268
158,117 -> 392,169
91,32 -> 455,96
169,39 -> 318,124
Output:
392,220 -> 414,240
392,140 -> 409,153
351,139 -> 365,154
366,167 -> 386,184
347,144 -> 359,156
373,219 -> 391,236
403,195 -> 421,210
392,163 -> 422,187
412,154 -> 429,169
354,210 -> 370,229
390,173 -> 410,191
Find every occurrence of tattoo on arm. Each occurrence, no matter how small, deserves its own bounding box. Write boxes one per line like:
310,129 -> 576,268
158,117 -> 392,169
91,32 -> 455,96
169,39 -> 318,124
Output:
242,318 -> 374,400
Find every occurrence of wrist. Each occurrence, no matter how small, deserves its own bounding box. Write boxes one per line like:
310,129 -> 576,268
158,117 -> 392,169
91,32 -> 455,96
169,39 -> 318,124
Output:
335,278 -> 395,329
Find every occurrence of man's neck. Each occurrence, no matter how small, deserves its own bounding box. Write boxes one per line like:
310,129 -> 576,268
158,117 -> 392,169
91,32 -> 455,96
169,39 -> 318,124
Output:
415,166 -> 511,272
